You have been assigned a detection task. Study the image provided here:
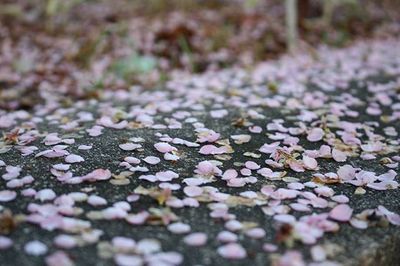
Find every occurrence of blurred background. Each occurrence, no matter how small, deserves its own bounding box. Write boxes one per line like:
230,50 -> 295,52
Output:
0,0 -> 399,109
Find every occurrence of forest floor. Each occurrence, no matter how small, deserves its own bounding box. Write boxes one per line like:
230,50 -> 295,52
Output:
1,0 -> 400,106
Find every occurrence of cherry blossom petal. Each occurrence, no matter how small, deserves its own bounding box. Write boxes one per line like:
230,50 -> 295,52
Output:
329,204 -> 353,222
217,231 -> 238,243
54,235 -> 77,249
143,156 -> 160,165
183,232 -> 208,246
245,228 -> 266,239
0,236 -> 13,250
307,128 -> 324,142
332,148 -> 347,162
119,143 -> 141,151
65,154 -> 84,163
154,142 -> 177,153
35,189 -> 56,201
112,237 -> 136,251
114,254 -> 143,266
45,251 -> 74,266
183,186 -> 203,197
82,169 -> 112,182
303,155 -> 318,170
0,190 -> 17,202
217,243 -> 247,259
24,240 -> 48,256
88,195 -> 108,206
167,222 -> 191,234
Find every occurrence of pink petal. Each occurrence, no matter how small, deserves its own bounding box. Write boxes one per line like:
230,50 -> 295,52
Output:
378,170 -> 397,181
183,198 -> 199,207
210,109 -> 228,118
245,161 -> 260,170
164,152 -> 180,161
24,240 -> 48,256
199,144 -> 226,155
217,231 -> 238,243
102,207 -> 128,220
149,252 -> 183,265
331,195 -> 349,203
290,203 -> 311,212
82,169 -> 112,182
155,170 -> 179,182
367,181 -> 398,190
143,156 -> 160,165
314,186 -> 334,197
274,214 -> 296,224
54,235 -> 77,249
240,191 -> 258,199
35,189 -> 56,202
112,237 -> 136,251
78,145 -> 92,150
332,148 -> 347,162
53,164 -> 70,171
65,154 -> 84,163
124,157 -> 141,164
217,243 -> 247,259
98,116 -> 127,129
0,236 -> 13,250
88,195 -> 108,206
136,239 -> 161,254
287,182 -> 305,190
227,178 -> 246,187
310,245 -> 326,262
126,211 -> 149,225
257,167 -> 275,178
350,218 -> 368,229
377,205 -> 400,225
119,143 -> 141,151
0,190 -> 17,202
114,254 -> 143,266
318,145 -> 331,157
271,188 -> 299,200
183,186 -> 203,197
245,228 -> 266,239
337,165 -> 356,181
45,251 -> 74,266
278,251 -> 305,265
231,134 -> 251,144
240,168 -> 251,176
259,142 -> 280,154
307,128 -> 324,142
288,160 -> 305,172
167,222 -> 191,234
86,125 -> 103,137
249,126 -> 262,133
195,161 -> 214,175
154,142 -> 177,153
329,204 -> 353,222
262,243 -> 278,252
225,220 -> 243,231
222,169 -> 238,180
197,130 -> 220,143
303,155 -> 318,170
183,232 -> 208,246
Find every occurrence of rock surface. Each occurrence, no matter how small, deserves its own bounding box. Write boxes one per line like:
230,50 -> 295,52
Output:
1,38 -> 400,266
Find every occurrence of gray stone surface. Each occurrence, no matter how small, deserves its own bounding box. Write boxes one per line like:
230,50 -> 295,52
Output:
1,39 -> 400,266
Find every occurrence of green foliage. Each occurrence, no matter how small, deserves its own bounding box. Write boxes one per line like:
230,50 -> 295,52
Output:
244,0 -> 261,9
45,0 -> 84,17
112,54 -> 157,80
13,56 -> 34,74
